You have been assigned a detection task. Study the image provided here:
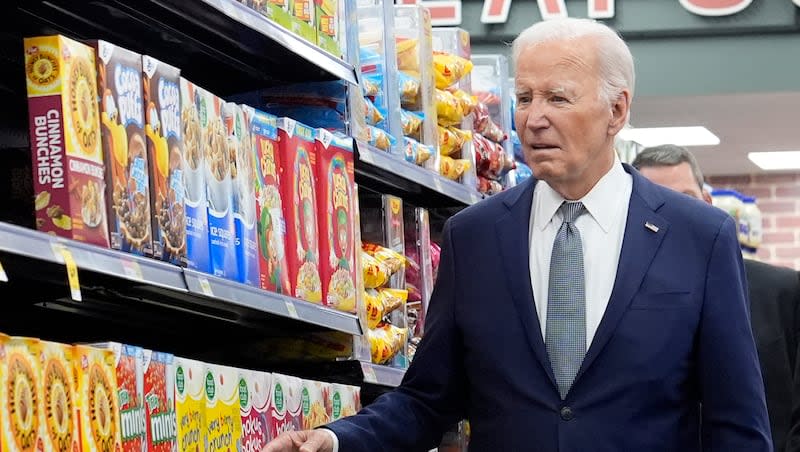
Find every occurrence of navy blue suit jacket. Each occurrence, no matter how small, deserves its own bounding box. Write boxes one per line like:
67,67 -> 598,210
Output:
328,164 -> 772,451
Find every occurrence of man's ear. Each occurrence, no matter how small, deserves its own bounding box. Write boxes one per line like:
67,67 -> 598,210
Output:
609,89 -> 631,136
702,189 -> 713,205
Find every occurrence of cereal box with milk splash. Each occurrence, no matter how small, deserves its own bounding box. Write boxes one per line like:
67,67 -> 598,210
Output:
239,369 -> 271,452
242,106 -> 291,295
315,130 -> 356,312
277,118 -> 321,303
24,35 -> 109,247
267,373 -> 302,439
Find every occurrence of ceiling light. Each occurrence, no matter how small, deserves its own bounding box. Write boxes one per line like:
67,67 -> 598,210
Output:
748,151 -> 800,170
618,126 -> 720,147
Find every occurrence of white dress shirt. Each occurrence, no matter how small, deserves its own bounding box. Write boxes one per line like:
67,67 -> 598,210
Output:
529,157 -> 632,349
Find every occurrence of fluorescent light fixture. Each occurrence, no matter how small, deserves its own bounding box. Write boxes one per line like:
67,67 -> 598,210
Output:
748,151 -> 800,170
618,126 -> 720,147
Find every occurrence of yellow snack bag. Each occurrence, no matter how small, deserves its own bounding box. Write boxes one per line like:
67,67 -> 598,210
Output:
395,38 -> 419,73
362,251 -> 389,289
440,155 -> 472,180
436,89 -> 464,127
438,126 -> 472,156
362,243 -> 405,275
365,288 -> 409,329
433,52 -> 474,89
451,89 -> 478,116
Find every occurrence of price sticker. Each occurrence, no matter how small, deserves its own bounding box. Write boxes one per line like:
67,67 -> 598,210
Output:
121,260 -> 143,281
51,243 -> 81,301
198,277 -> 214,297
285,301 -> 300,319
362,365 -> 377,384
0,260 -> 7,282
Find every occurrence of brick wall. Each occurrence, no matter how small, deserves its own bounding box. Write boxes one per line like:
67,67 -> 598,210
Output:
707,173 -> 800,270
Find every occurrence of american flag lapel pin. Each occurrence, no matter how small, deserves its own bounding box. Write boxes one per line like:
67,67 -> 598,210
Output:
645,222 -> 659,233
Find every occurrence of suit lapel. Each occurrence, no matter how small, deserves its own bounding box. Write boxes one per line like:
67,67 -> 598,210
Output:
495,177 -> 558,388
575,168 -> 669,382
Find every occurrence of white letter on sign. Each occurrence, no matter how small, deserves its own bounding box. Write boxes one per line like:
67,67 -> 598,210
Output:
679,0 -> 752,16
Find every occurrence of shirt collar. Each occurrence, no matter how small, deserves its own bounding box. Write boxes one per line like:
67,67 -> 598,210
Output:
534,154 -> 627,233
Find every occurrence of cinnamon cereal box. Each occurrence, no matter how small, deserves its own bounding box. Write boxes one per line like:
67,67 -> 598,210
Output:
180,79 -> 211,273
277,118 -> 321,303
1,337 -> 43,452
204,365 -> 243,452
239,370 -> 271,452
174,357 -> 206,452
267,373 -> 302,439
142,350 -> 176,452
224,103 -> 258,286
73,344 -> 123,452
242,107 -> 291,295
315,130 -> 356,312
92,343 -> 146,452
143,55 -> 186,265
24,35 -> 109,247
92,40 -> 153,256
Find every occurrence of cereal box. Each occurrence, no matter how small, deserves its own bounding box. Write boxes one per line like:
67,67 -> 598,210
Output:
204,365 -> 243,452
290,0 -> 316,43
277,118 -> 321,303
174,357 -> 206,452
142,350 -> 176,452
262,0 -> 293,29
242,107 -> 291,295
92,40 -> 153,256
143,55 -> 186,265
24,35 -> 109,247
239,370 -> 271,452
224,103 -> 258,286
329,383 -> 360,422
267,373 -> 302,439
74,344 -> 123,452
180,79 -> 211,273
38,341 -> 81,452
315,130 -> 356,312
300,379 -> 330,430
315,0 -> 341,57
92,343 -> 146,452
202,90 -> 236,280
1,337 -> 43,452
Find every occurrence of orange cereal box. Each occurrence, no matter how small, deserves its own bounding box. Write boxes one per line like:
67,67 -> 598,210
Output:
74,344 -> 122,452
277,118 -> 321,303
24,35 -> 109,247
93,343 -> 146,452
37,341 -> 80,452
1,337 -> 42,452
314,130 -> 356,312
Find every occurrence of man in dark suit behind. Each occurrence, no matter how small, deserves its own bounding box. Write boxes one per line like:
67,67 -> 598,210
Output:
634,144 -> 800,452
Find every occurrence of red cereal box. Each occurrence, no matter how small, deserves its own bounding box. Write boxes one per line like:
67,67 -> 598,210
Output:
314,130 -> 356,312
92,343 -> 146,452
142,350 -> 176,452
267,373 -> 302,439
277,118 -> 321,303
25,35 -> 109,247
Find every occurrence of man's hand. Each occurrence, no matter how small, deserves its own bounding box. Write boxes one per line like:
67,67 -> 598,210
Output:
261,430 -> 334,452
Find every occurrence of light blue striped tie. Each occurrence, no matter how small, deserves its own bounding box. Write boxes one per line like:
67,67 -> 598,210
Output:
546,201 -> 587,400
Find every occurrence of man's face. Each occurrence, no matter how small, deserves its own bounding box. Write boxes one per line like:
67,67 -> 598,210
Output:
638,162 -> 709,203
514,36 -> 630,189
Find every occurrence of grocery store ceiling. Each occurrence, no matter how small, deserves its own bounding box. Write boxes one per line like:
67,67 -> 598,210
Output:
629,91 -> 800,176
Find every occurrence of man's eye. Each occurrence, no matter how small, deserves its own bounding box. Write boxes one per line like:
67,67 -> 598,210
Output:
551,96 -> 568,103
517,96 -> 531,104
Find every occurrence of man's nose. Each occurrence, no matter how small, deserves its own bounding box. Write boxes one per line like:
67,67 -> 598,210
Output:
525,106 -> 549,130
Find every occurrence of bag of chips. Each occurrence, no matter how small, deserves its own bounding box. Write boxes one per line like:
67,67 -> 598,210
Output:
403,137 -> 432,166
451,89 -> 478,117
365,125 -> 395,151
396,38 -> 419,73
365,288 -> 409,329
362,251 -> 390,289
439,126 -> 472,156
362,74 -> 381,98
440,155 -> 471,180
368,323 -> 409,364
400,109 -> 423,139
364,97 -> 385,126
436,89 -> 464,127
432,52 -> 473,89
398,71 -> 421,107
362,243 -> 406,275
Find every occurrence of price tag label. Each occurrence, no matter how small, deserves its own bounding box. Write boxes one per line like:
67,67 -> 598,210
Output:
198,277 -> 214,297
362,365 -> 377,384
285,301 -> 299,319
51,243 -> 81,301
121,260 -> 143,282
0,260 -> 8,282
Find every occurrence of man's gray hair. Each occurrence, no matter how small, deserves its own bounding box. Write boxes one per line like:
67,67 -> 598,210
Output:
511,18 -> 635,106
632,144 -> 705,190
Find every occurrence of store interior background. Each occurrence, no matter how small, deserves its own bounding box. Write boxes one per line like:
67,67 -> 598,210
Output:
453,0 -> 800,269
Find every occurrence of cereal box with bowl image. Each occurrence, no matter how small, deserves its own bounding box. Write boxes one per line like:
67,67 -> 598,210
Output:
174,357 -> 206,452
202,90 -> 237,280
91,342 -> 147,452
267,373 -> 302,439
224,102 -> 258,286
315,129 -> 356,313
204,364 -> 243,452
239,369 -> 272,452
38,341 -> 82,452
92,40 -> 153,256
143,55 -> 186,265
73,344 -> 123,452
180,79 -> 211,273
242,106 -> 291,295
300,379 -> 330,430
277,118 -> 321,303
24,35 -> 109,247
1,337 -> 45,452
142,349 -> 177,452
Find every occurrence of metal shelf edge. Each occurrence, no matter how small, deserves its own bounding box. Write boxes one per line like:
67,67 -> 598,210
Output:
360,361 -> 405,387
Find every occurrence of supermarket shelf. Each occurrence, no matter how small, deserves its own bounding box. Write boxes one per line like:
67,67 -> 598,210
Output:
0,222 -> 361,336
355,141 -> 485,208
183,270 -> 362,335
12,0 -> 357,96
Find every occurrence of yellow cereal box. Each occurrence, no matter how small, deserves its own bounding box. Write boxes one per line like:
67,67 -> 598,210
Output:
0,337 -> 42,452
73,344 -> 122,452
37,341 -> 80,452
204,365 -> 243,452
24,35 -> 109,247
174,357 -> 205,452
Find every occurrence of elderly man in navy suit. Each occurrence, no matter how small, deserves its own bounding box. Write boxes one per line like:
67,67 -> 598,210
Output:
263,17 -> 772,452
